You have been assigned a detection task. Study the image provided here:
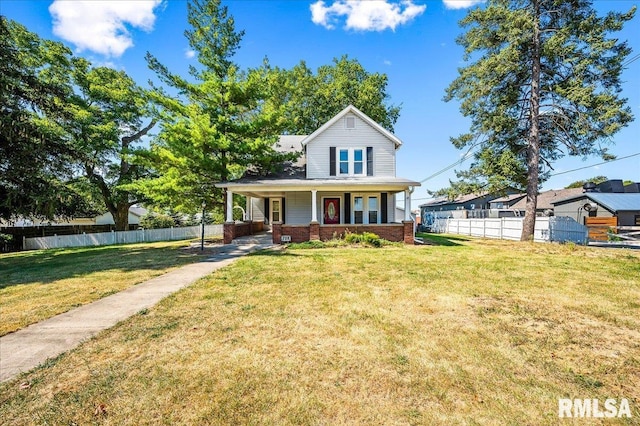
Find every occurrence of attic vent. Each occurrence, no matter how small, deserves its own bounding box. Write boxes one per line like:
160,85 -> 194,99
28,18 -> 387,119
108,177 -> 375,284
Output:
345,116 -> 356,129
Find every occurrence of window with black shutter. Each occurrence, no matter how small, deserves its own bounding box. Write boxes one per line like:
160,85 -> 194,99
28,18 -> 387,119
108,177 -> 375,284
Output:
329,147 -> 336,176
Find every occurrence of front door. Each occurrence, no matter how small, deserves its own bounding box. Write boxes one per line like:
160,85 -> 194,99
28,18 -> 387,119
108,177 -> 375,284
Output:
324,198 -> 340,224
270,198 -> 282,224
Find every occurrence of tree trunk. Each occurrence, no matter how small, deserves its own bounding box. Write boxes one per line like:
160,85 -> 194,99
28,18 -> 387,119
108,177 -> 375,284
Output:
521,0 -> 542,242
111,202 -> 130,231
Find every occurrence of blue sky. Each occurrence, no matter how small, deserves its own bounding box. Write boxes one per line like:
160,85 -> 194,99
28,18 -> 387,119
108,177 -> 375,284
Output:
3,0 -> 639,209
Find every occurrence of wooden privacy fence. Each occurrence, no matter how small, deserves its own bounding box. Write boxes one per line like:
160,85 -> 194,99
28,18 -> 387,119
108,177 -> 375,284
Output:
585,217 -> 617,241
23,225 -> 224,250
431,217 -> 588,244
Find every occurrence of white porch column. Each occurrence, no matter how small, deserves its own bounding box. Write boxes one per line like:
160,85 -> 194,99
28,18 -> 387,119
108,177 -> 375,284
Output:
311,189 -> 318,222
245,196 -> 252,221
226,190 -> 234,222
404,189 -> 411,221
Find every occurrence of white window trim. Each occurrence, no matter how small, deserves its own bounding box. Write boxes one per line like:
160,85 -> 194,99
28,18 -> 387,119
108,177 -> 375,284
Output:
337,147 -> 366,177
270,197 -> 282,224
351,193 -> 380,225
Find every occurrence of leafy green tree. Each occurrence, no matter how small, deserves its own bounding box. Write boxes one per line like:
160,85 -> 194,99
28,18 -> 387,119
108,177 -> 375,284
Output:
136,0 -> 293,215
260,56 -> 400,134
63,59 -> 155,230
0,18 -> 96,221
444,0 -> 635,240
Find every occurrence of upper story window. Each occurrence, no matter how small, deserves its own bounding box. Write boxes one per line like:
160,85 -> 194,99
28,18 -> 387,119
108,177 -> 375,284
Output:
338,148 -> 365,176
339,149 -> 349,174
330,146 -> 373,177
353,149 -> 363,174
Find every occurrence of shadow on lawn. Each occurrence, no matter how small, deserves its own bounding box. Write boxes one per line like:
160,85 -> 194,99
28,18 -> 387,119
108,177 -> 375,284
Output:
416,233 -> 470,247
0,244 -> 198,289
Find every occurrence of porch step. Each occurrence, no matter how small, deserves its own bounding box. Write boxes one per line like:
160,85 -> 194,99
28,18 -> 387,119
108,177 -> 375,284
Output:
232,232 -> 273,246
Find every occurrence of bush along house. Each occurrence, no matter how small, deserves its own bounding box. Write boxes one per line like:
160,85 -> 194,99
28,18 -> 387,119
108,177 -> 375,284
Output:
216,105 -> 420,244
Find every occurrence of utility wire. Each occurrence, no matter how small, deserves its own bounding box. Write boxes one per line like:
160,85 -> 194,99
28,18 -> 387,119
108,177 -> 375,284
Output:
413,151 -> 640,202
548,152 -> 640,177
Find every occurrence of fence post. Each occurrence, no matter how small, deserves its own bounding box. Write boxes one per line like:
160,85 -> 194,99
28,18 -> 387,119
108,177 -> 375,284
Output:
23,236 -> 26,251
499,218 -> 504,240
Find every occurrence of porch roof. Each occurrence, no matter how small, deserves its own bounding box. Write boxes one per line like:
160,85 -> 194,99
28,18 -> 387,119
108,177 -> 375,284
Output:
215,177 -> 420,197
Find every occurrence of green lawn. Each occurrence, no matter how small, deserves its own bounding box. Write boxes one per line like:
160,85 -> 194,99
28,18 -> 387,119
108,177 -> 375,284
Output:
1,237 -> 639,424
0,241 -> 208,336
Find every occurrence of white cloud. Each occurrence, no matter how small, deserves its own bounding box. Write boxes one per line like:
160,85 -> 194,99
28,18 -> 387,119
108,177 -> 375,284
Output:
49,0 -> 162,57
311,0 -> 426,31
383,59 -> 392,66
185,49 -> 196,59
442,0 -> 484,10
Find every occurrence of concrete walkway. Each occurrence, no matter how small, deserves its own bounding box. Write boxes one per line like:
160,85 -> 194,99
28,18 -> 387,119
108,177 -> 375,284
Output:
0,233 -> 275,383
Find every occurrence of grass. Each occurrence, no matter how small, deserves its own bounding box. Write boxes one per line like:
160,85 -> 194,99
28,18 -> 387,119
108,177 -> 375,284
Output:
1,237 -> 639,424
0,240 -> 209,336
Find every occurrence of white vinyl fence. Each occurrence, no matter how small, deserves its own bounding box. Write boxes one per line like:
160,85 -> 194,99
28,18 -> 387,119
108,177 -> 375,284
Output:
431,216 -> 588,244
23,225 -> 223,250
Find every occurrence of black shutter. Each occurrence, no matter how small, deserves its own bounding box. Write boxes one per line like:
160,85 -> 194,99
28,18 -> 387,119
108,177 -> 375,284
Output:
264,198 -> 270,224
281,198 -> 286,224
366,147 -> 373,176
381,193 -> 388,223
330,147 -> 336,176
344,193 -> 351,224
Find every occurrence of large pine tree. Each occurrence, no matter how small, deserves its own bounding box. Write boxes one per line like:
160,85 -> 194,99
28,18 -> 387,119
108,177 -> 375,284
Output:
137,0 -> 291,214
445,0 -> 635,240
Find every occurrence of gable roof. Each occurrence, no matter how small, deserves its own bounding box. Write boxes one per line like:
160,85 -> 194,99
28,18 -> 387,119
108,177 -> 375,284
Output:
510,188 -> 583,211
552,192 -> 640,213
419,192 -> 495,208
301,105 -> 402,149
490,193 -> 526,203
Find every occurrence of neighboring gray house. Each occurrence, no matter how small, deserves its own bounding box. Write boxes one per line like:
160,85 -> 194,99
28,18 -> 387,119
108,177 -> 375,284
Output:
552,192 -> 640,226
216,105 -> 420,244
420,192 -> 505,213
488,193 -> 526,209
510,188 -> 584,216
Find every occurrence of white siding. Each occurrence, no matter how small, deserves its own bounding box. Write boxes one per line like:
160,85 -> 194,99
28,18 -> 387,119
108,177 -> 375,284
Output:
250,197 -> 265,221
285,192 -> 312,225
389,193 -> 397,223
306,113 -> 396,178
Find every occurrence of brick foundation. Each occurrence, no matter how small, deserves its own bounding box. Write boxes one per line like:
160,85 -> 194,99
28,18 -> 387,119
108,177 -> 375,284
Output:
279,224 -> 311,243
223,220 -> 265,244
402,221 -> 414,244
272,222 -> 282,244
223,222 -> 235,244
309,222 -> 320,240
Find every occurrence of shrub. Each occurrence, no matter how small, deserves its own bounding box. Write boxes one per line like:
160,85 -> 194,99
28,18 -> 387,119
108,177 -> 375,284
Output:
140,213 -> 176,229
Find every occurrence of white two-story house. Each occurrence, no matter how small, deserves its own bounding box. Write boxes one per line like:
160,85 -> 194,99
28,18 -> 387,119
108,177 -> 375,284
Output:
216,105 -> 420,244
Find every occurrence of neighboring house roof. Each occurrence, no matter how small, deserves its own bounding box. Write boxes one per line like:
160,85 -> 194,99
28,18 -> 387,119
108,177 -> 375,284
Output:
300,104 -> 402,149
419,192 -> 492,208
552,192 -> 640,213
129,206 -> 148,217
490,193 -> 526,203
511,188 -> 583,211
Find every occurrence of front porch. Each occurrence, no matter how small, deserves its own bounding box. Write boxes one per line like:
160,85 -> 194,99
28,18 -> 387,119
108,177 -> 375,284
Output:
218,177 -> 419,245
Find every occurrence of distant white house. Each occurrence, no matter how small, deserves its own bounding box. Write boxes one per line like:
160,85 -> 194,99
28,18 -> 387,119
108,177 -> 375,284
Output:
3,206 -> 148,227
